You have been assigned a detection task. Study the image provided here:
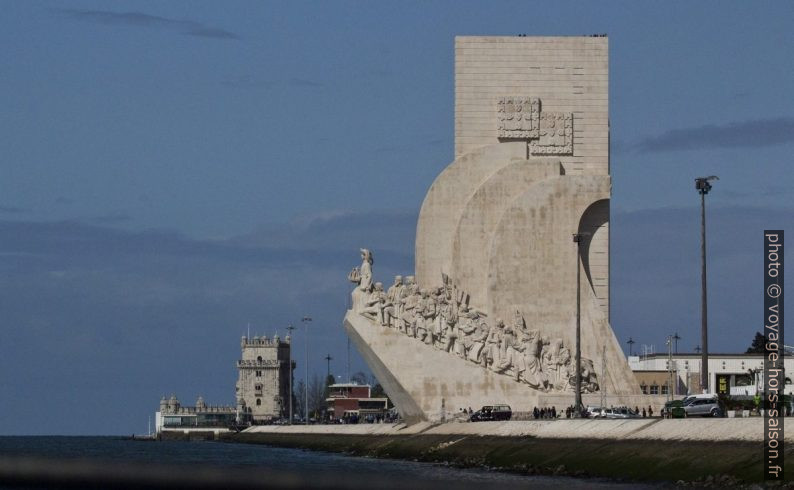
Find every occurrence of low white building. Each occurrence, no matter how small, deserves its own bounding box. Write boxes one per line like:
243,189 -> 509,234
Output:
629,353 -> 793,396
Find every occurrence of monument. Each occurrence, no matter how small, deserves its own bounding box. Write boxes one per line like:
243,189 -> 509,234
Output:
235,334 -> 292,423
344,36 -> 643,422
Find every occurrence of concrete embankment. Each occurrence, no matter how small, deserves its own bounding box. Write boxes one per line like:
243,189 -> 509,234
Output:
228,419 -> 794,484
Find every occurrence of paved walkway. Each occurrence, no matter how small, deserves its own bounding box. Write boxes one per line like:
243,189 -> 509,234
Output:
244,418 -> 787,442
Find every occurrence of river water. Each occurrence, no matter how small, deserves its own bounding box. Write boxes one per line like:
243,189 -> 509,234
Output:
0,436 -> 665,489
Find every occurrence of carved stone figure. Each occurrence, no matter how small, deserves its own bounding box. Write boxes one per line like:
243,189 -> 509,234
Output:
519,328 -> 545,389
455,309 -> 477,359
415,289 -> 437,345
359,249 -> 373,292
541,338 -> 563,390
400,282 -> 419,337
485,319 -> 505,371
497,324 -> 517,373
346,256 -> 599,395
470,316 -> 490,365
437,297 -> 458,352
385,276 -> 404,328
557,347 -> 575,392
580,358 -> 599,393
361,282 -> 386,324
348,248 -> 374,313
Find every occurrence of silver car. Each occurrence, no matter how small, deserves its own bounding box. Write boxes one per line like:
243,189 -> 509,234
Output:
605,406 -> 640,419
683,397 -> 723,417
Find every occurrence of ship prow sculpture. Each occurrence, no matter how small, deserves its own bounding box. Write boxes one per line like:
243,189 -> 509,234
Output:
343,36 -> 641,422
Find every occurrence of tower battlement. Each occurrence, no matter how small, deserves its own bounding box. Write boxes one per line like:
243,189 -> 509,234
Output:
236,334 -> 292,422
240,335 -> 290,348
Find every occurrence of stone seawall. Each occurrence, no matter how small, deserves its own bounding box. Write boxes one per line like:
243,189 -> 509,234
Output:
231,419 -> 794,484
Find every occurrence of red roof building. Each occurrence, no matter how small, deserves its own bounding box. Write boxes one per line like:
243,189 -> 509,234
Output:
325,383 -> 388,420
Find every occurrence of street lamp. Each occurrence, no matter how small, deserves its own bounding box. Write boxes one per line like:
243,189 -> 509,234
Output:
572,232 -> 591,416
672,332 -> 681,354
627,337 -> 635,356
302,316 -> 312,422
695,175 -> 718,393
665,336 -> 674,401
286,324 -> 296,425
325,354 -> 333,379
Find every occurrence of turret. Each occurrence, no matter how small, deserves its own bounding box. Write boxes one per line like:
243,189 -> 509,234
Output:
168,394 -> 180,412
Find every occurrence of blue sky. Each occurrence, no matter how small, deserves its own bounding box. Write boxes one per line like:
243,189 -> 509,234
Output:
1,1 -> 792,434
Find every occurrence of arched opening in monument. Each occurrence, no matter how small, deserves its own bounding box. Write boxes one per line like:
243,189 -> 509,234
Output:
577,198 -> 610,319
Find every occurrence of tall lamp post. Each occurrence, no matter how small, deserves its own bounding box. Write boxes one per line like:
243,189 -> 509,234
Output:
695,175 -> 718,393
627,337 -> 635,356
302,316 -> 312,422
325,354 -> 333,379
672,332 -> 681,354
665,335 -> 674,401
286,324 -> 296,425
572,232 -> 590,416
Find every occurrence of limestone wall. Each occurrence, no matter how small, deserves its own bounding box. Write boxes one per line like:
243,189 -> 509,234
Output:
455,36 -> 609,175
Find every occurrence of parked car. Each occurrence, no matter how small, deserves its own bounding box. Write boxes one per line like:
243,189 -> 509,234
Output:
682,393 -> 719,406
683,396 -> 723,417
470,404 -> 512,421
603,406 -> 640,419
586,406 -> 605,418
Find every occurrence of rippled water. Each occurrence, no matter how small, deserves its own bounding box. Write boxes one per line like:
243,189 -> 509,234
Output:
0,436 -> 664,489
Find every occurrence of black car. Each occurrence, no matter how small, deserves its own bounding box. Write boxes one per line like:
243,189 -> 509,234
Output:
469,404 -> 512,421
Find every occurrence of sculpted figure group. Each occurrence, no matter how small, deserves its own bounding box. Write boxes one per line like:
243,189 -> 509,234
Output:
348,249 -> 599,394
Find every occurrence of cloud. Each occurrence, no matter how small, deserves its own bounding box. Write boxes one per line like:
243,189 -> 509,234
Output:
634,117 -> 794,153
0,205 -> 27,214
234,208 -> 417,262
57,9 -> 239,40
89,212 -> 133,224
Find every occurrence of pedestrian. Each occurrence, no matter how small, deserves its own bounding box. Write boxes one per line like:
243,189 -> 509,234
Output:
642,408 -> 646,418
551,406 -> 557,418
648,405 -> 653,417
634,406 -> 640,415
533,406 -> 539,419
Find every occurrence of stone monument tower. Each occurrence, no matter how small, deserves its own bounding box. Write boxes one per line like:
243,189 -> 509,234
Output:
235,334 -> 292,422
344,36 -> 641,422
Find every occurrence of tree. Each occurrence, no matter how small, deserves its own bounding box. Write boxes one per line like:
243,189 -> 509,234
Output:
293,380 -> 306,421
350,371 -> 368,385
322,374 -> 335,400
746,332 -> 765,354
308,373 -> 327,418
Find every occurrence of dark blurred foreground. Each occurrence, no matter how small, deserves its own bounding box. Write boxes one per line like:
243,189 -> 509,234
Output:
0,455 -> 600,490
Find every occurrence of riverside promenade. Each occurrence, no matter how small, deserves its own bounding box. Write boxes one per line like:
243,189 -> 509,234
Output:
231,419 -> 793,485
242,418 -> 786,442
